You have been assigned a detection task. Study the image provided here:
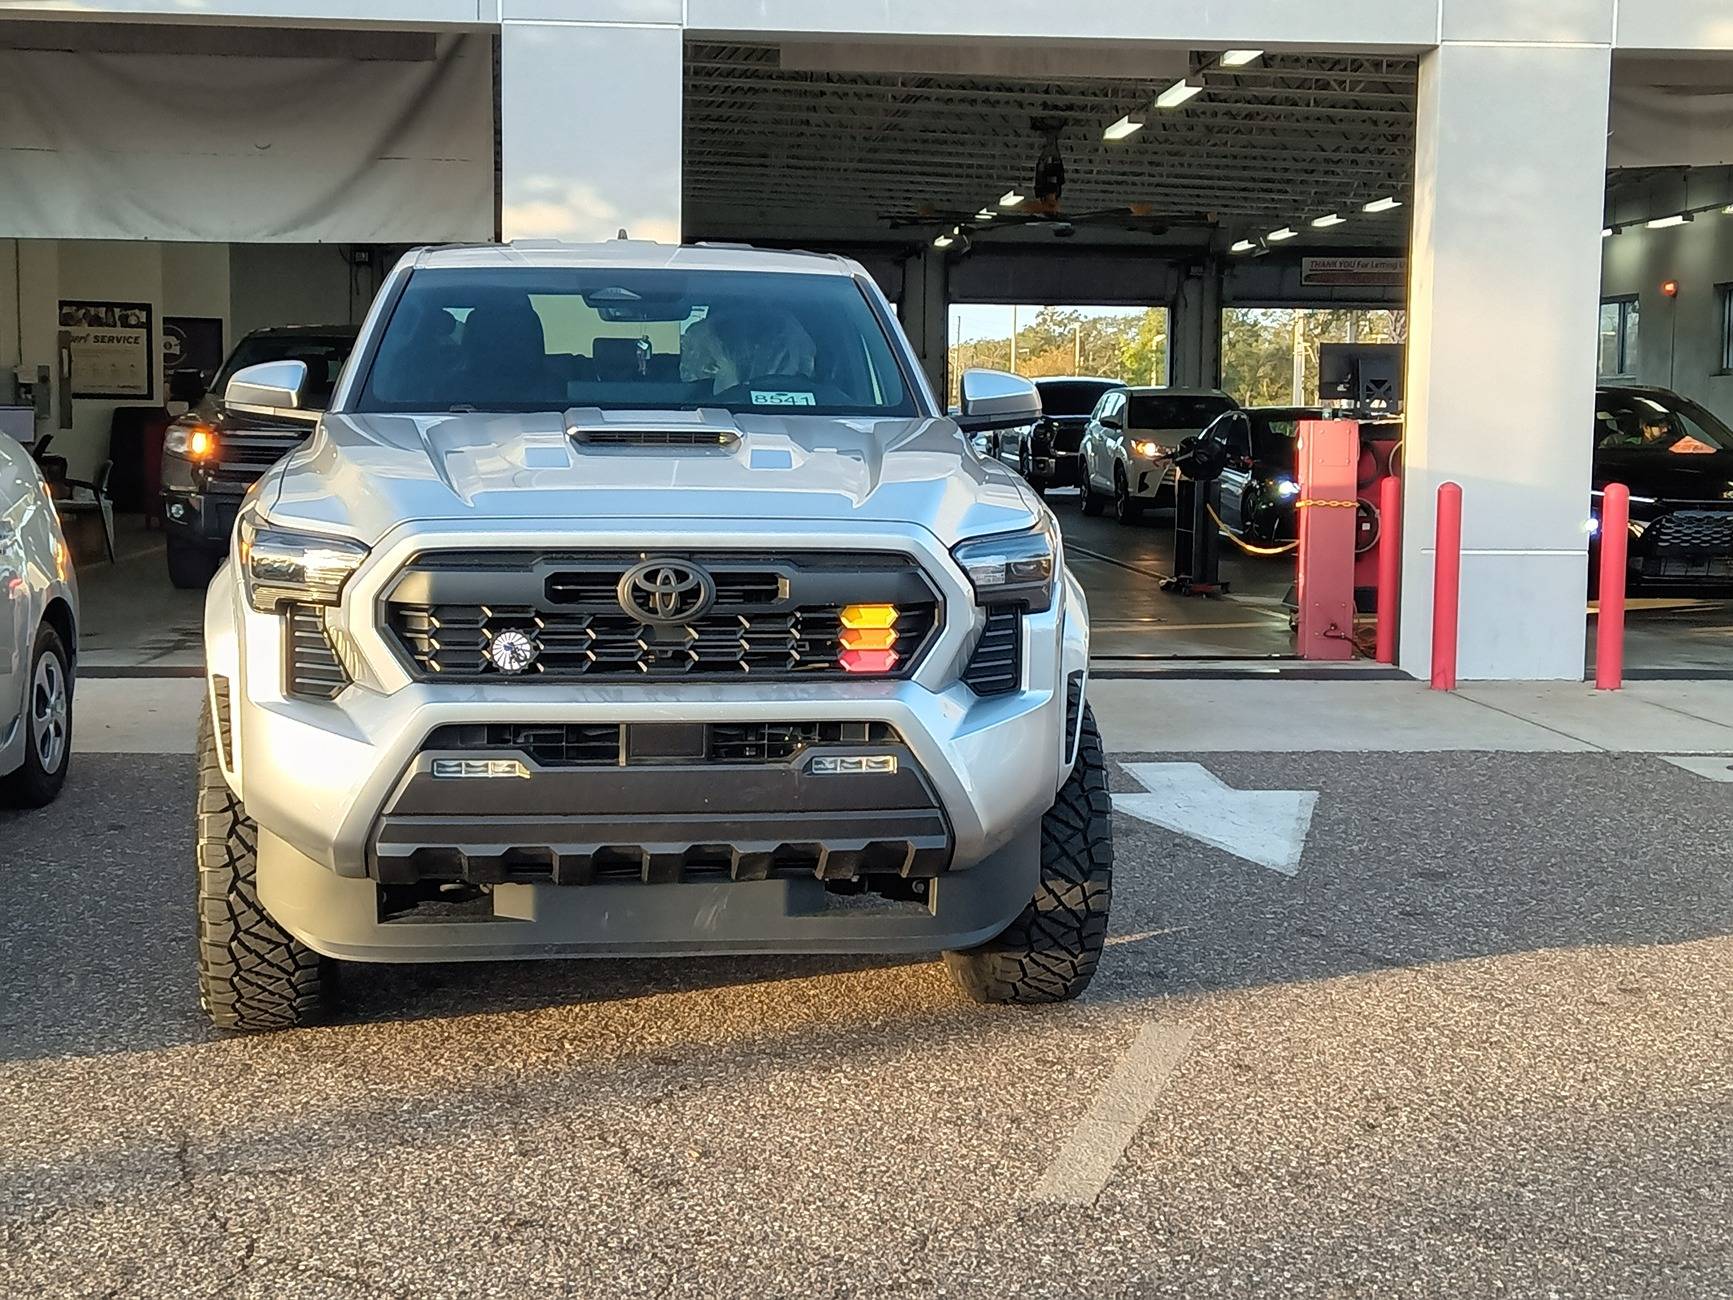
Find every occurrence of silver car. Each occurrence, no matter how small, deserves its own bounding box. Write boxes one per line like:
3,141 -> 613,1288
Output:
198,241 -> 1110,1030
0,437 -> 78,807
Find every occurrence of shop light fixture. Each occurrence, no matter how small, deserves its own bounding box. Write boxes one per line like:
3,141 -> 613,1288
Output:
975,209 -> 996,221
1230,238 -> 1257,253
933,234 -> 954,249
1155,77 -> 1205,109
1000,189 -> 1026,207
1267,227 -> 1299,242
1311,213 -> 1346,228
1646,213 -> 1692,229
1219,50 -> 1264,67
1603,227 -> 1615,238
1103,113 -> 1146,141
1722,204 -> 1733,215
1362,196 -> 1402,213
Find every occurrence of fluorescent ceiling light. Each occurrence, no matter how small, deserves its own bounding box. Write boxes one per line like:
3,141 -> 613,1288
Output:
999,190 -> 1026,207
1646,213 -> 1691,229
1155,77 -> 1205,110
1362,196 -> 1402,214
933,234 -> 954,248
1267,227 -> 1299,242
975,209 -> 996,221
1103,113 -> 1146,141
1220,50 -> 1264,67
1724,204 -> 1733,215
1602,227 -> 1614,238
1230,239 -> 1257,253
1311,213 -> 1346,228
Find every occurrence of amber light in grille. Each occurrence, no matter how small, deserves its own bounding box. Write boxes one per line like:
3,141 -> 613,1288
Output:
838,603 -> 900,674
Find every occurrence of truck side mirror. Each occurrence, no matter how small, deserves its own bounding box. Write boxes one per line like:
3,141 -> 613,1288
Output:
225,360 -> 311,419
956,369 -> 1041,433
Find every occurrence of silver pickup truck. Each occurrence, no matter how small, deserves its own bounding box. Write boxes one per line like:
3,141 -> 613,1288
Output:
197,241 -> 1111,1030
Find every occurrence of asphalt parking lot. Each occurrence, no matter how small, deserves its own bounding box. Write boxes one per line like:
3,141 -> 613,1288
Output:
4,743 -> 1731,1299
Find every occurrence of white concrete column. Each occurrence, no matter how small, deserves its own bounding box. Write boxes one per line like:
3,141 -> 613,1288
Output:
498,14 -> 683,244
1399,37 -> 1612,681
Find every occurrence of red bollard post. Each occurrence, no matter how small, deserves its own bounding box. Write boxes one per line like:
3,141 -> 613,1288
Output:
1596,483 -> 1629,691
1375,474 -> 1402,664
1430,482 -> 1462,691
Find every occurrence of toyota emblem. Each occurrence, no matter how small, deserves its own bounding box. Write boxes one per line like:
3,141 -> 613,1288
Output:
618,559 -> 716,624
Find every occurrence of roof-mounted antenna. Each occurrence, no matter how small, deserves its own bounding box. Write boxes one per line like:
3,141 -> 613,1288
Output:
617,228 -> 629,240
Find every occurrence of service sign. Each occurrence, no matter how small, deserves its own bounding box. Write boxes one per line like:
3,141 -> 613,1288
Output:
58,300 -> 154,399
1300,257 -> 1407,288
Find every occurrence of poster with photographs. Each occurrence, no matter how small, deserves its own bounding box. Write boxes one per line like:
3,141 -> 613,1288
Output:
58,300 -> 154,399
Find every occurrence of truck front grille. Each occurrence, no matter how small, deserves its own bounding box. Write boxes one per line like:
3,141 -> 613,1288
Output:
384,551 -> 942,682
207,431 -> 305,492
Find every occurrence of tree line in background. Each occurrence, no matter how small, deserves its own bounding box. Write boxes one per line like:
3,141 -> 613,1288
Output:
947,306 -> 1405,408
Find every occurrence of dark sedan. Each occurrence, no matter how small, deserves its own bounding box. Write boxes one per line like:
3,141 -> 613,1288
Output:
1592,386 -> 1733,593
992,376 -> 1121,493
1196,406 -> 1320,544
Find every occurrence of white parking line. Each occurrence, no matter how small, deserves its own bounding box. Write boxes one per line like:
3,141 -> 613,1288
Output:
1033,1021 -> 1197,1206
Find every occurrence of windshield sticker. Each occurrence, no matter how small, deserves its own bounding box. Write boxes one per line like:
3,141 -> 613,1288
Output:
750,391 -> 817,407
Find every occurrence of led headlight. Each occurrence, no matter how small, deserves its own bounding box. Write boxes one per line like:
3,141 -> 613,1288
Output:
951,514 -> 1058,612
1131,439 -> 1161,458
238,513 -> 369,613
1275,478 -> 1301,498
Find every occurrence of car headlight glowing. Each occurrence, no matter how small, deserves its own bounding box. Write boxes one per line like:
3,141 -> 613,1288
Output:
1131,439 -> 1161,458
1275,478 -> 1301,498
951,514 -> 1058,612
165,422 -> 218,461
238,512 -> 369,613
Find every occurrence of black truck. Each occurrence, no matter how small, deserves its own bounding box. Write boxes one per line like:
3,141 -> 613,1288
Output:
161,325 -> 357,587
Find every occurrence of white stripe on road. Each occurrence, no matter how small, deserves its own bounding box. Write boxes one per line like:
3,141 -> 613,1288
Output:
1034,1021 -> 1196,1206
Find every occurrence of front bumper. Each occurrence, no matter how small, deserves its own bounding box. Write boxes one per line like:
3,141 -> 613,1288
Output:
161,488 -> 242,551
1129,455 -> 1176,501
207,522 -> 1090,961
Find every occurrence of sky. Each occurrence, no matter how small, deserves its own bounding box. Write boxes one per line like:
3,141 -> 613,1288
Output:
948,303 -> 1150,345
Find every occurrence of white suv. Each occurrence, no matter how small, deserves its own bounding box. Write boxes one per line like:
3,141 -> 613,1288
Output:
1077,386 -> 1238,523
196,241 -> 1112,1030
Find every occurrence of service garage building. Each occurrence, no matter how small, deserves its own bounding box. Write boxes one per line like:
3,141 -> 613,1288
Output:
1,0 -> 1730,682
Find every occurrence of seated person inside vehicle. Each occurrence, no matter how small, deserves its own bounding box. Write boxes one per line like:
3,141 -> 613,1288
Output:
364,270 -> 911,417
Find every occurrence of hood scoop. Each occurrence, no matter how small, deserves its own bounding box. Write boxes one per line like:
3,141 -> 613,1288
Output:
565,406 -> 742,450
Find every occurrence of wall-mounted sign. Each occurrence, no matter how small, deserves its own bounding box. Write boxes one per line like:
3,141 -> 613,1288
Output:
1300,257 -> 1408,288
163,317 -> 225,383
58,300 -> 154,399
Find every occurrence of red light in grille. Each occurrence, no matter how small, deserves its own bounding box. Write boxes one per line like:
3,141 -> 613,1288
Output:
839,648 -> 899,675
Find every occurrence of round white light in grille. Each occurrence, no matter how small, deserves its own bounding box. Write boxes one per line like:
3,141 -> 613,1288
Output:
487,630 -> 539,675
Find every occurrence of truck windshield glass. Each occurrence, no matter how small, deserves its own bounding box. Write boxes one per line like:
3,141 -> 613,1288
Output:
217,336 -> 354,408
355,267 -> 918,418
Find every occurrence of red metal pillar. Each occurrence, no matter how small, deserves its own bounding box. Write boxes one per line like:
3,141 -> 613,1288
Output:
1431,482 -> 1462,690
1295,418 -> 1358,661
1595,484 -> 1629,691
1375,474 -> 1402,664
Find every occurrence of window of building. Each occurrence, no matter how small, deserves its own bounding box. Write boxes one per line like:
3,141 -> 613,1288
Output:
1598,296 -> 1640,378
1718,284 -> 1733,375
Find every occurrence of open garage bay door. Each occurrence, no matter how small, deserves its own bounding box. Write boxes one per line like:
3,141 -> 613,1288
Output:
0,23 -> 494,244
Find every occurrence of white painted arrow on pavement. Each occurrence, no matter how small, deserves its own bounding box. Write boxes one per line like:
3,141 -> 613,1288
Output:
1114,762 -> 1319,876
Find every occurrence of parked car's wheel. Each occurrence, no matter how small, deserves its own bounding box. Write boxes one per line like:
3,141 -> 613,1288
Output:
1114,465 -> 1144,524
1017,443 -> 1049,496
1,624 -> 72,808
167,538 -> 219,590
944,705 -> 1113,1004
1079,473 -> 1106,516
196,702 -> 331,1032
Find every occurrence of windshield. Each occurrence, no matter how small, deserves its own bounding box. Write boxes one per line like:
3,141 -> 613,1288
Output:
217,334 -> 353,410
1037,381 -> 1117,417
1595,390 -> 1733,455
354,267 -> 917,418
1129,394 -> 1236,431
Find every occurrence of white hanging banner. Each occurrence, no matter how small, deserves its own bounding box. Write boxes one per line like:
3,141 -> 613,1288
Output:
0,35 -> 493,243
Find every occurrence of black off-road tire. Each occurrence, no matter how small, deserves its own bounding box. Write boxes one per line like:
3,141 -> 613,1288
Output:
1079,478 -> 1106,516
1,625 -> 72,808
167,538 -> 219,590
196,703 -> 330,1031
945,706 -> 1114,1004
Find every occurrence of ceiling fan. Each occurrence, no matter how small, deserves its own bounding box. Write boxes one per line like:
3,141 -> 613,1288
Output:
884,117 -> 1214,241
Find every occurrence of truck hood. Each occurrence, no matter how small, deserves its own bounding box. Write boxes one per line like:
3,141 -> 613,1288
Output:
263,408 -> 1040,546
